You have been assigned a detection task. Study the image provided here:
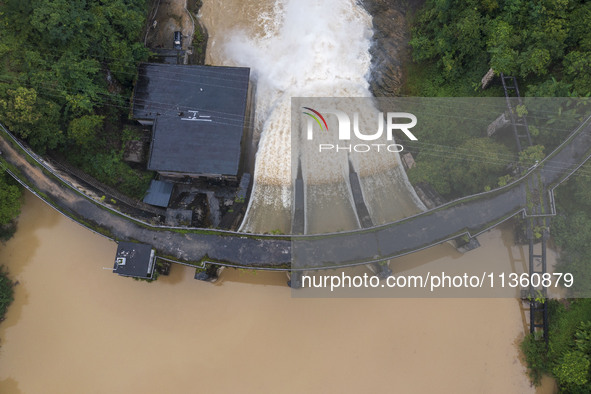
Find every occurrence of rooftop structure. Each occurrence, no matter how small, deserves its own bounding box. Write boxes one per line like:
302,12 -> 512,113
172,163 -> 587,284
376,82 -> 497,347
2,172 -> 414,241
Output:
142,179 -> 174,208
113,242 -> 156,279
132,63 -> 252,181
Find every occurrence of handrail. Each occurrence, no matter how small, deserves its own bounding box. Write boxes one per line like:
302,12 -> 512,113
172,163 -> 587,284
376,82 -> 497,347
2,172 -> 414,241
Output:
1,112 -> 590,270
2,114 -> 590,239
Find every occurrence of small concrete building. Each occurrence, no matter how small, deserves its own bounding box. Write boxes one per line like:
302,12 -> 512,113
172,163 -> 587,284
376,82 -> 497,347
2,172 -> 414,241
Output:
142,179 -> 174,208
113,242 -> 156,279
131,63 -> 253,182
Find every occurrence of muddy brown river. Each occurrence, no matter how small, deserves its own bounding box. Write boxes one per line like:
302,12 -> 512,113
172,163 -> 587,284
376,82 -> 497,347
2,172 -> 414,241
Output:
0,192 -> 557,393
0,2 -> 558,391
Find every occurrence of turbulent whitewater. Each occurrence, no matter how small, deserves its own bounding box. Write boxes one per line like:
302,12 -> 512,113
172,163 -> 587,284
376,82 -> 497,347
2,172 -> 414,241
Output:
200,0 -> 425,234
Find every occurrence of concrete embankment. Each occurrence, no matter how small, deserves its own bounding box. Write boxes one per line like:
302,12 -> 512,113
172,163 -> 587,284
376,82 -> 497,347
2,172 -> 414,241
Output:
0,124 -> 291,269
2,113 -> 591,269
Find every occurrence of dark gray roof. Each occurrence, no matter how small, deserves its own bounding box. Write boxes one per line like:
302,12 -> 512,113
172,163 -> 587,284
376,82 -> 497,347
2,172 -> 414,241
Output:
132,63 -> 250,177
133,63 -> 250,120
113,242 -> 155,279
148,116 -> 242,176
143,180 -> 174,207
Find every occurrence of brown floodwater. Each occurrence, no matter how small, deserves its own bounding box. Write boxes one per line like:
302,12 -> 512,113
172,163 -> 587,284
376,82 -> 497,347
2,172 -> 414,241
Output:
0,192 -> 558,393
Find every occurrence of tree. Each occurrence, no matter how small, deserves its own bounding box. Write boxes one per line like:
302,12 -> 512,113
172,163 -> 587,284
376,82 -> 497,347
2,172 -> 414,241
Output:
0,0 -> 150,146
0,266 -> 15,322
564,51 -> 591,95
30,0 -> 93,48
518,145 -> 545,167
0,87 -> 64,152
68,114 -> 104,146
0,87 -> 41,136
553,351 -> 590,389
523,301 -> 591,390
409,0 -> 591,96
409,137 -> 508,198
519,48 -> 551,78
486,18 -> 520,75
0,172 -> 21,226
552,321 -> 591,393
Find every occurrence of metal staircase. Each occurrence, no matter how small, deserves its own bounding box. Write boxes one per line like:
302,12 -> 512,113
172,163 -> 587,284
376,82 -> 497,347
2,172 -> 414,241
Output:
501,73 -> 533,152
502,73 -> 549,344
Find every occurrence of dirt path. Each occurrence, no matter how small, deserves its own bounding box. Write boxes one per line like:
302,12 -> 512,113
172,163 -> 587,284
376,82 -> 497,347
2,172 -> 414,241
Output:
145,0 -> 195,49
1,114 -> 590,270
0,126 -> 291,268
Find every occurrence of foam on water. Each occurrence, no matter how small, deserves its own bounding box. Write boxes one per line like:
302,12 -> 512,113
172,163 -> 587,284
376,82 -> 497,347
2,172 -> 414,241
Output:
206,0 -> 423,233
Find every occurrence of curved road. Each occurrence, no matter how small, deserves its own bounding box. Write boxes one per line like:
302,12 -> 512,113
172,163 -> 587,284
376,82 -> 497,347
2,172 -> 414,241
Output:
1,116 -> 590,270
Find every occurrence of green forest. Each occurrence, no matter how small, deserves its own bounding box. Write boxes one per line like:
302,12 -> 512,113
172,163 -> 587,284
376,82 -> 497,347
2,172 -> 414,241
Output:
407,0 -> 591,97
407,0 -> 591,392
406,0 -> 591,200
0,0 -> 153,200
0,0 -> 590,389
0,0 -> 151,322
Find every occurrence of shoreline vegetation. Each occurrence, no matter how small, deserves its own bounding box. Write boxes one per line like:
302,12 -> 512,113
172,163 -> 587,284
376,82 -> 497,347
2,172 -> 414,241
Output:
0,161 -> 22,324
0,0 -> 155,329
403,0 -> 591,392
0,0 -> 590,390
0,0 -> 154,200
0,266 -> 14,324
0,0 -> 210,278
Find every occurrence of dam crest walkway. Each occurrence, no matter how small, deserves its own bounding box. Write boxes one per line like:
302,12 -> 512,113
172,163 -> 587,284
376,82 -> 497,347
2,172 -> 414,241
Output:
1,115 -> 591,270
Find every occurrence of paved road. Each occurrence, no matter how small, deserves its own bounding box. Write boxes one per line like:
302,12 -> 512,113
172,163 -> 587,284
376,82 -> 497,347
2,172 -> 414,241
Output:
294,114 -> 591,269
1,116 -> 590,270
0,125 -> 291,269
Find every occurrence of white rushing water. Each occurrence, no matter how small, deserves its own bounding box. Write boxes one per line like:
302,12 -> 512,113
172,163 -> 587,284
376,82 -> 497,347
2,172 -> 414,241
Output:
204,0 -> 424,234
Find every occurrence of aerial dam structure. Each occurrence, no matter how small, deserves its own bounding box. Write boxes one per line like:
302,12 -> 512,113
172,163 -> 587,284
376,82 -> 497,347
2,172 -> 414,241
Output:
1,113 -> 591,272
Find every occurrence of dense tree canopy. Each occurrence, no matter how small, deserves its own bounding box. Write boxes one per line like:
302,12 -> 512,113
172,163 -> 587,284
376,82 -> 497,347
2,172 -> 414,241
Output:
408,137 -> 508,197
0,265 -> 14,322
0,0 -> 153,201
409,0 -> 591,96
407,5 -> 591,389
0,172 -> 21,226
0,0 -> 149,151
551,161 -> 591,297
522,300 -> 591,392
405,0 -> 591,199
517,153 -> 591,391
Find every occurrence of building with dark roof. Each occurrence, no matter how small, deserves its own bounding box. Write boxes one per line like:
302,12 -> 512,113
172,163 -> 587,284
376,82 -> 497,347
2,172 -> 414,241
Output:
132,63 -> 253,181
142,179 -> 174,208
113,242 -> 156,279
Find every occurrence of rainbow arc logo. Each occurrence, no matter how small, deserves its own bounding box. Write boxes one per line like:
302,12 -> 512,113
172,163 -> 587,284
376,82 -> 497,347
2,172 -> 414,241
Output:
301,105 -> 417,149
302,107 -> 328,132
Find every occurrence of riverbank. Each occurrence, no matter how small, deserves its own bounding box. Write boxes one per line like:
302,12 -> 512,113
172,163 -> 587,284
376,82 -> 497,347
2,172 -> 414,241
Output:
362,0 -> 424,97
3,105 -> 590,273
0,191 -> 553,393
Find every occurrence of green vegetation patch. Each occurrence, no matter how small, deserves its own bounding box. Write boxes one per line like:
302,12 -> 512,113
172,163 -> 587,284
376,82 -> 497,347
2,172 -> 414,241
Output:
0,170 -> 21,227
0,266 -> 15,322
408,0 -> 591,97
522,300 -> 591,392
0,0 -> 153,200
